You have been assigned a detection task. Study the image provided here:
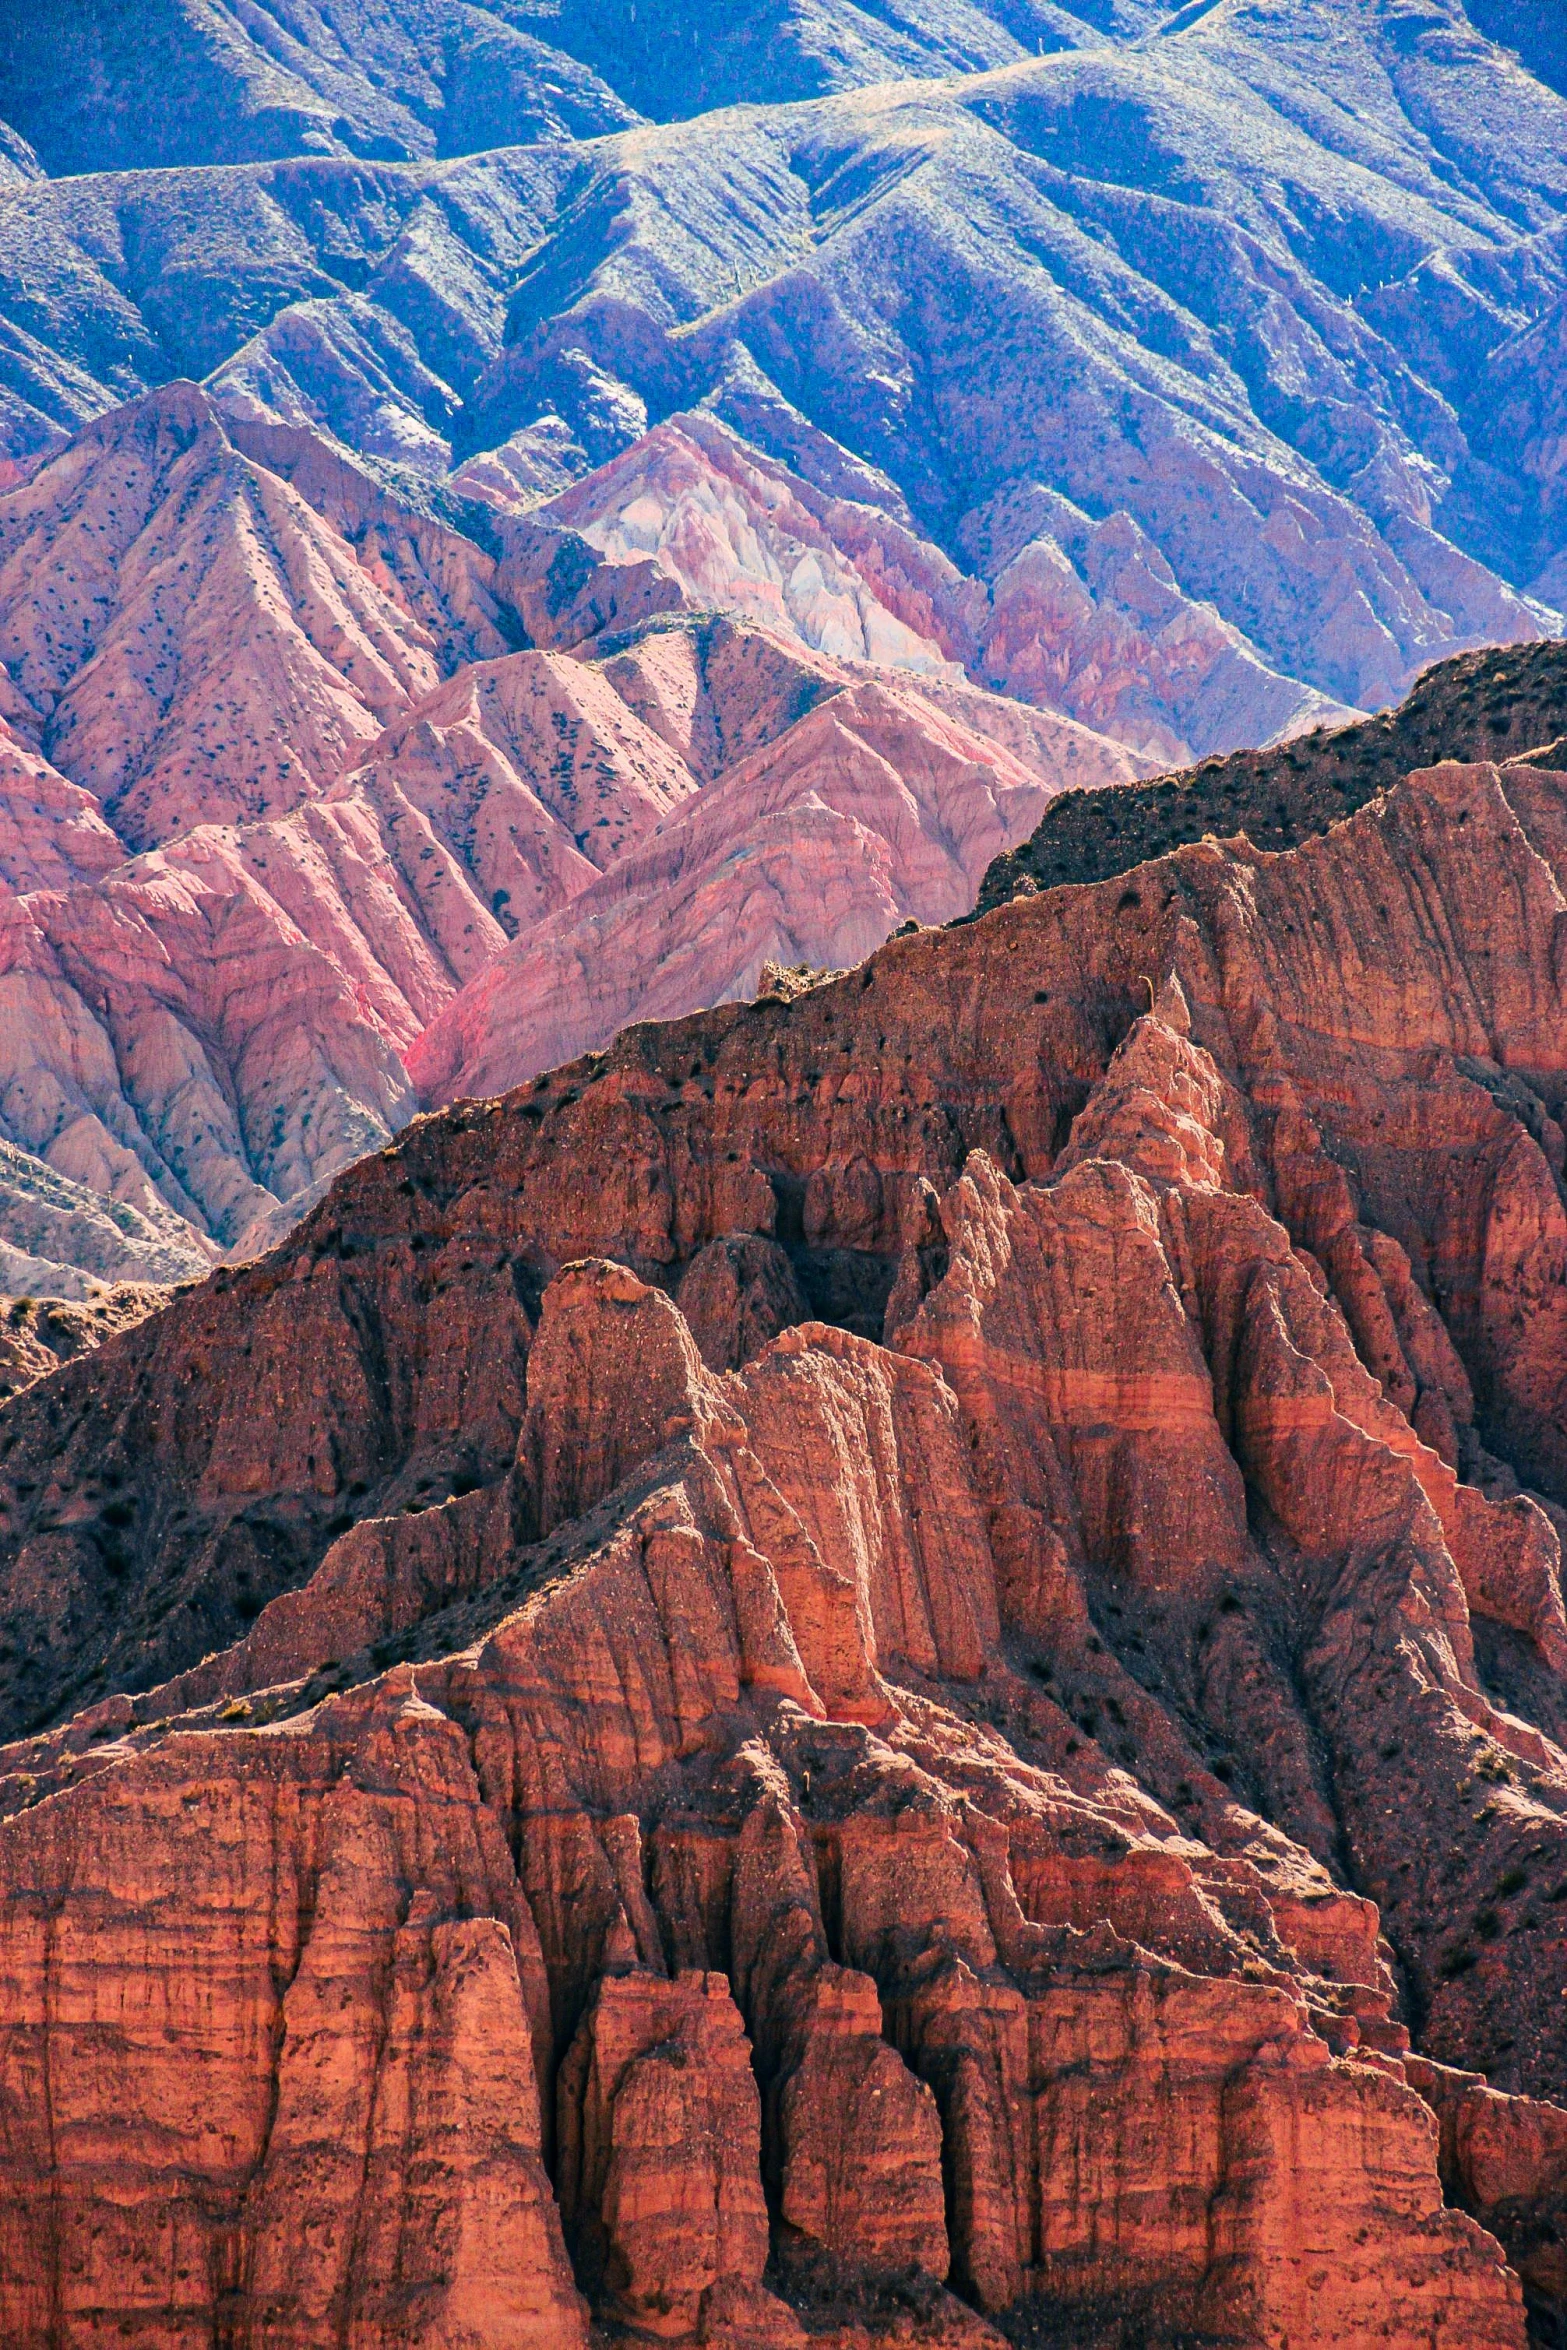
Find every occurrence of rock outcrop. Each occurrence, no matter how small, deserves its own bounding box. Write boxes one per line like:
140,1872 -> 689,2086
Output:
0,1285 -> 164,1402
977,640 -> 1567,913
6,742 -> 1567,2339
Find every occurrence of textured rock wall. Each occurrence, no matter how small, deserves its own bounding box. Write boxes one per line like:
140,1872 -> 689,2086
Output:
5,756 -> 1567,2340
0,1252 -> 1533,2344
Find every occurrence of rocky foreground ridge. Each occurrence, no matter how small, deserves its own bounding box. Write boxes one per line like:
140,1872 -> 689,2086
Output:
976,640 -> 1567,911
5,713 -> 1567,2341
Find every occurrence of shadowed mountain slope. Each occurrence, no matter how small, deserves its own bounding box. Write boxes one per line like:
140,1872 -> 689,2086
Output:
0,0 -> 1162,175
0,0 -> 638,173
976,638 -> 1567,909
0,2 -> 1558,733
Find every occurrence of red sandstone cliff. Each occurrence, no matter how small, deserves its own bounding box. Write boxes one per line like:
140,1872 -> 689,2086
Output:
5,753 -> 1567,2342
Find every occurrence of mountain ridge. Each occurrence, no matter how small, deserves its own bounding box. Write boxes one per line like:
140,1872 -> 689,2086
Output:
976,637 -> 1567,909
0,4 -> 1561,670
6,725 -> 1567,2339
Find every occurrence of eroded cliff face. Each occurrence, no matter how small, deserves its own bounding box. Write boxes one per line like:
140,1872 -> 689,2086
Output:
5,753 -> 1567,2343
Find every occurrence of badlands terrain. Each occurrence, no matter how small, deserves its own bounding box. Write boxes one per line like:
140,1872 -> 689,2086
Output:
0,2 -> 1566,2346
0,384 -> 1134,1290
0,0 -> 1565,1286
5,674 -> 1567,2346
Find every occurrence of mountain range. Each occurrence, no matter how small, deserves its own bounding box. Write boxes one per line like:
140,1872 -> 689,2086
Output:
0,0 -> 1559,1291
5,6 -> 1567,2347
0,380 -> 1133,1288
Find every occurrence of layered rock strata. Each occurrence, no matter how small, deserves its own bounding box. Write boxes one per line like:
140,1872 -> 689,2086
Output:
5,749 -> 1567,2338
546,412 -> 1356,766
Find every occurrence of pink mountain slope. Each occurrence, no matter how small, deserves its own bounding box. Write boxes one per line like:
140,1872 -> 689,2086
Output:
537,410 -> 1356,763
0,394 -> 716,1265
0,385 -> 522,851
542,412 -> 972,674
408,665 -> 1133,1104
348,648 -> 702,936
0,398 -> 1140,1284
0,641 -> 727,1254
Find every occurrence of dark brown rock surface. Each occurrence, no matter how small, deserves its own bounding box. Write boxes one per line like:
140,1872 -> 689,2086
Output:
0,1285 -> 165,1402
976,641 -> 1567,913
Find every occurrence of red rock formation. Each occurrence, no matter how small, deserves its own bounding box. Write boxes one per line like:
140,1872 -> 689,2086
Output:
0,1284 -> 163,1403
677,1232 -> 807,1372
0,1673 -> 588,2350
0,1260 -> 1528,2344
1409,2057 -> 1567,2325
8,753 -> 1567,2342
558,1967 -> 772,2333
